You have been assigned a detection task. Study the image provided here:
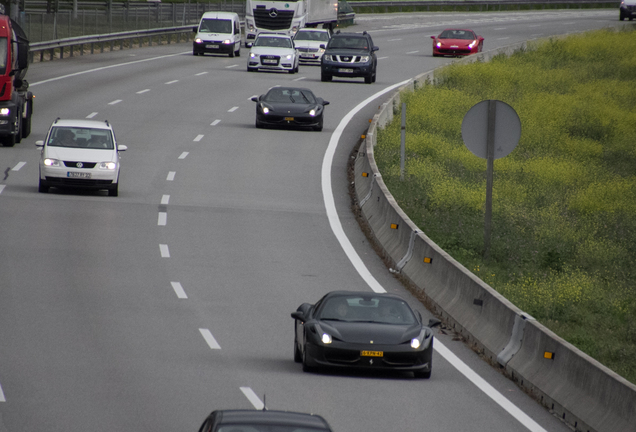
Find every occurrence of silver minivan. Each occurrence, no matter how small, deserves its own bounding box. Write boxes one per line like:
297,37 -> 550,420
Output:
193,11 -> 242,57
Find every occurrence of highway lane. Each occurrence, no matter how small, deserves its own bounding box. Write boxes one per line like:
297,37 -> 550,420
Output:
0,9 -> 622,432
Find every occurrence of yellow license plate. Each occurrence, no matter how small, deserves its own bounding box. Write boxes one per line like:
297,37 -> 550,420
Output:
284,117 -> 294,121
361,350 -> 383,357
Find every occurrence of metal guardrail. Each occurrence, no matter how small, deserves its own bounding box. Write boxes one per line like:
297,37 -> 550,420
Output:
348,0 -> 619,11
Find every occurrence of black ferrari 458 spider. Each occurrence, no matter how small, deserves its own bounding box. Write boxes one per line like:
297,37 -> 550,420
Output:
251,87 -> 329,131
291,291 -> 441,378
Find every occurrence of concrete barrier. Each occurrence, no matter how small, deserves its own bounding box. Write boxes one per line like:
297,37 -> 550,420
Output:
352,31 -> 636,432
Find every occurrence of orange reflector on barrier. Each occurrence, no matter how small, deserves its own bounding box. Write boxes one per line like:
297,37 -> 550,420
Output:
544,352 -> 555,360
361,135 -> 366,139
390,224 -> 398,229
362,172 -> 369,177
423,257 -> 433,264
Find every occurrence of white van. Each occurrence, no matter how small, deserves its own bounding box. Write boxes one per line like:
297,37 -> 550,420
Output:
193,11 -> 242,57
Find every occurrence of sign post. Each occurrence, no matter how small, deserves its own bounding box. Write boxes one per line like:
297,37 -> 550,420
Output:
461,100 -> 521,261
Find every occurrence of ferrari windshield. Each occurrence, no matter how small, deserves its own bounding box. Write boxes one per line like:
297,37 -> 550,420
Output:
318,296 -> 416,325
439,30 -> 476,40
264,88 -> 316,104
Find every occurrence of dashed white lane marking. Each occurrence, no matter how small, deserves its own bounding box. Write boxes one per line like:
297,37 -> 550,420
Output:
0,185 -> 5,195
166,171 -> 176,181
160,244 -> 170,258
498,37 -> 510,41
323,79 -> 548,432
226,64 -> 239,69
158,212 -> 167,226
86,112 -> 98,118
406,50 -> 419,54
193,135 -> 204,142
165,80 -> 179,84
179,152 -> 189,159
0,382 -> 5,402
211,120 -> 221,126
199,329 -> 221,349
494,27 -> 507,30
137,89 -> 150,94
170,282 -> 188,299
196,71 -> 208,76
108,100 -> 122,105
161,194 -> 170,205
240,387 -> 264,410
293,76 -> 306,81
228,106 -> 239,112
388,38 -> 402,41
378,56 -> 388,60
12,162 -> 26,171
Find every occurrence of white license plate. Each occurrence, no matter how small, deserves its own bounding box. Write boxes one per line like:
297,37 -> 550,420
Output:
206,44 -> 219,49
263,59 -> 277,64
68,172 -> 91,179
300,54 -> 315,58
339,68 -> 354,73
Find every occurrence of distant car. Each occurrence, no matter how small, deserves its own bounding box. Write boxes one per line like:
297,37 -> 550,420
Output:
320,30 -> 378,84
291,291 -> 441,378
247,33 -> 299,73
431,28 -> 484,57
620,0 -> 636,20
197,409 -> 334,432
251,87 -> 329,131
36,118 -> 126,196
293,28 -> 331,65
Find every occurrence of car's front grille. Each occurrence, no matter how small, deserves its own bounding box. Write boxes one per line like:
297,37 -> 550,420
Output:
253,8 -> 294,30
297,48 -> 319,53
439,48 -> 470,54
63,161 -> 97,169
260,55 -> 280,66
335,55 -> 362,63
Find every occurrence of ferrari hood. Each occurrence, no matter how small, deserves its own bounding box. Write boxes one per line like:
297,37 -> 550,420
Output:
320,321 -> 421,344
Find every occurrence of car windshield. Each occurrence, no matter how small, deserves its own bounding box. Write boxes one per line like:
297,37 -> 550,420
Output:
328,36 -> 368,49
255,37 -> 292,48
0,37 -> 7,74
47,127 -> 114,149
199,19 -> 232,33
318,296 -> 416,325
294,31 -> 330,42
217,426 -> 328,432
439,30 -> 476,40
264,88 -> 316,104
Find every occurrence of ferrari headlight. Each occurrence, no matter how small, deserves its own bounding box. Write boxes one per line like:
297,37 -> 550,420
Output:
99,162 -> 117,170
309,109 -> 316,116
43,158 -> 61,167
469,40 -> 477,48
436,41 -> 441,48
0,108 -> 10,116
262,106 -> 270,114
411,338 -> 421,349
321,333 -> 332,344
194,38 -> 203,44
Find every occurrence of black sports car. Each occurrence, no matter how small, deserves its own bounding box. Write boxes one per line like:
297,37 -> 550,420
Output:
291,291 -> 441,378
250,87 -> 329,131
198,409 -> 334,432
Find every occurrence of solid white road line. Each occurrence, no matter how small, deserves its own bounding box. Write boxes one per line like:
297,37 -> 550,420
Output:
199,329 -> 221,349
322,79 -> 548,432
160,244 -> 170,258
179,152 -> 189,159
12,162 -> 26,171
194,135 -> 204,142
166,171 -> 176,181
170,282 -> 188,299
240,387 -> 265,410
86,112 -> 98,118
161,194 -> 170,205
158,212 -> 167,226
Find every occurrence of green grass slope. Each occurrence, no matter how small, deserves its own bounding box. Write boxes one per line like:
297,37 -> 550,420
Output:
375,27 -> 636,383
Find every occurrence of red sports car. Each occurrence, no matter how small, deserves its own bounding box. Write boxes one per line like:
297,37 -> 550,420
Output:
431,28 -> 484,57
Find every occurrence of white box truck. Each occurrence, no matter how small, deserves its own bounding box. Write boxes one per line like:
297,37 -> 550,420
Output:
245,0 -> 338,47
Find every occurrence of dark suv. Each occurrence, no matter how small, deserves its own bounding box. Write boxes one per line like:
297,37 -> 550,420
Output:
320,31 -> 378,84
